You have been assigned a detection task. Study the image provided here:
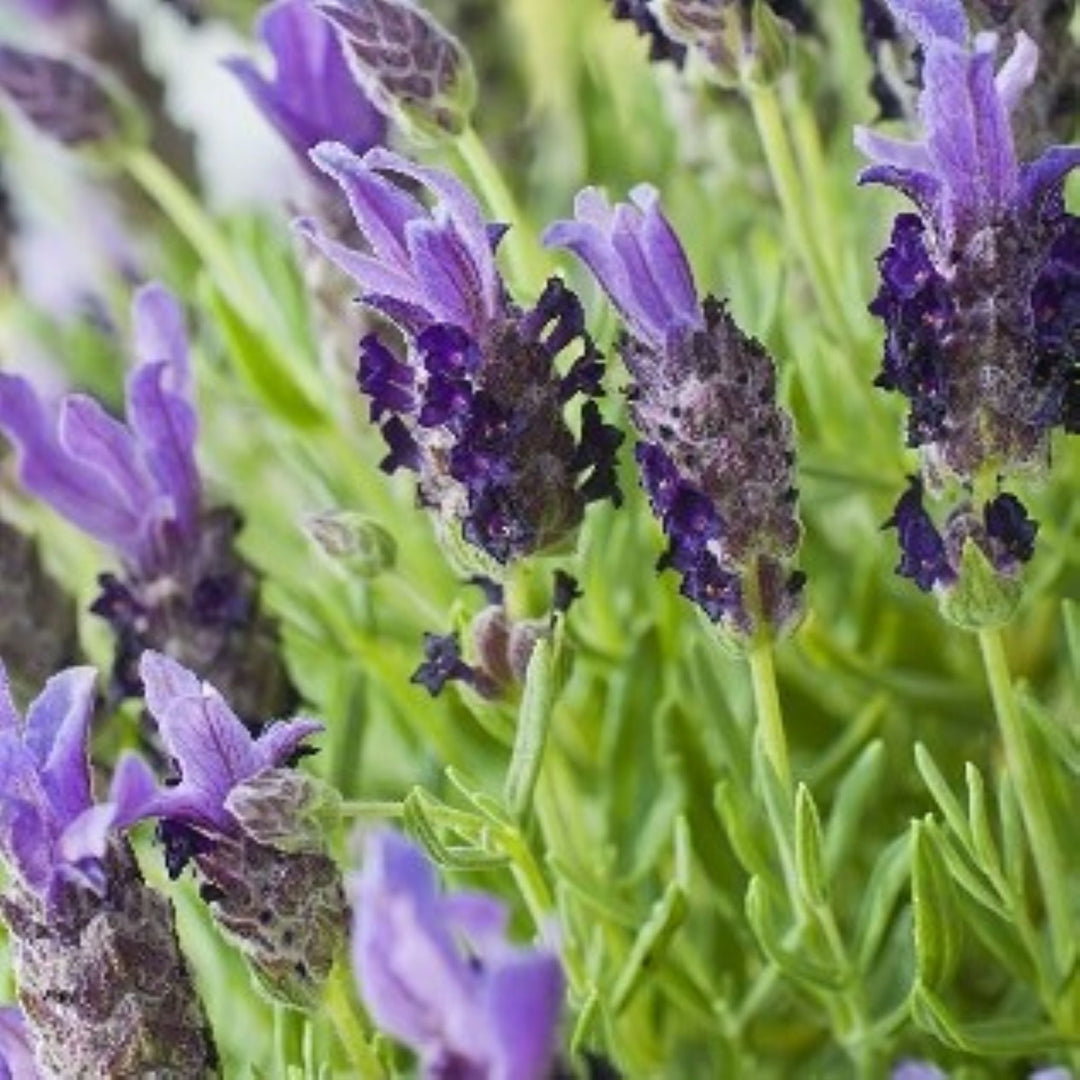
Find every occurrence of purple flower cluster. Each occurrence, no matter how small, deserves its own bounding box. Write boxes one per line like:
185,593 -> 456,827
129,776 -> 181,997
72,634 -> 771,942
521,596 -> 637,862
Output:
0,284 -> 294,719
224,0 -> 386,175
546,186 -> 804,639
352,829 -> 564,1080
856,0 -> 1080,592
301,145 -> 623,569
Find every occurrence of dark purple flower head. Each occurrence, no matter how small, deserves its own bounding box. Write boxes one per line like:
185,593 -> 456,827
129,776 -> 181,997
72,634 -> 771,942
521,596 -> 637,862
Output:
609,0 -> 688,66
0,283 -> 199,580
546,187 -> 804,640
300,146 -> 623,569
352,829 -> 564,1080
223,0 -> 386,173
0,663 -> 110,907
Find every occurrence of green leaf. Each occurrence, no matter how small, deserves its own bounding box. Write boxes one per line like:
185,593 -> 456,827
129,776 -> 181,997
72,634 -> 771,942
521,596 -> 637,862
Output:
503,637 -> 558,820
854,834 -> 911,971
911,819 -> 962,989
927,822 -> 1008,920
201,277 -> 325,429
715,780 -> 776,884
823,739 -> 886,872
610,878 -> 688,1015
794,784 -> 828,908
745,877 -> 845,992
964,762 -> 1002,882
914,743 -> 972,852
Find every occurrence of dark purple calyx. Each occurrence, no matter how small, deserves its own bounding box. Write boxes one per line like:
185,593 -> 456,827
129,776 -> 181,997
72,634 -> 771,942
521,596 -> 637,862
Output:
359,277 -> 623,566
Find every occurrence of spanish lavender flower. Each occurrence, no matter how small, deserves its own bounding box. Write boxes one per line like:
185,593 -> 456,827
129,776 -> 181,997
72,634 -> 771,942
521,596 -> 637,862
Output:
108,652 -> 347,1008
299,146 -> 623,572
0,1007 -> 40,1080
223,0 -> 386,175
856,0 -> 1080,593
0,283 -> 295,721
352,829 -> 564,1080
0,520 -> 79,707
0,46 -> 122,148
546,186 -> 804,640
313,0 -> 477,140
0,662 -> 217,1078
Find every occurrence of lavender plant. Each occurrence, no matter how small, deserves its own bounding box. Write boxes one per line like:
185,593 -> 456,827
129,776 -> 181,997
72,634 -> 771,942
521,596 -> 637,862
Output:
3,0 -> 1080,1075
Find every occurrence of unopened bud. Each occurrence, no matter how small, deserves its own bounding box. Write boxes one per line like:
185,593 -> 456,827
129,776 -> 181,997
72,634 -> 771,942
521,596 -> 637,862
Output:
314,0 -> 476,141
304,510 -> 397,578
226,768 -> 342,855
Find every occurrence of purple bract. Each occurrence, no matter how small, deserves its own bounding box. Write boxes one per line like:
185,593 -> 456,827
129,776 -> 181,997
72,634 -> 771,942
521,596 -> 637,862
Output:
351,829 -> 564,1080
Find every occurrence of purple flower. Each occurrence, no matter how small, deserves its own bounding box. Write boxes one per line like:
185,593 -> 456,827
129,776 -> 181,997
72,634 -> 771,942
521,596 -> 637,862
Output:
0,1007 -> 40,1080
110,651 -> 321,844
0,662 -> 110,907
352,829 -> 564,1080
108,652 -> 345,1008
892,1064 -> 947,1080
608,0 -> 688,66
224,0 -> 386,173
546,186 -> 804,639
856,0 -> 1080,588
0,283 -> 198,579
300,146 -> 622,569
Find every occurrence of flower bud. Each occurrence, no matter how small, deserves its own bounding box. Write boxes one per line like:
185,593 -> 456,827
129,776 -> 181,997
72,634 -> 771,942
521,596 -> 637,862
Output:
314,0 -> 477,141
304,511 -> 397,578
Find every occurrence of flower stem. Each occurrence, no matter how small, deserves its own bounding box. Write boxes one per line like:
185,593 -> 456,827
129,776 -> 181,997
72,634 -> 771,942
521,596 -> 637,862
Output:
746,84 -> 858,348
748,640 -> 791,793
452,125 -> 550,295
978,627 -> 1075,978
324,959 -> 386,1079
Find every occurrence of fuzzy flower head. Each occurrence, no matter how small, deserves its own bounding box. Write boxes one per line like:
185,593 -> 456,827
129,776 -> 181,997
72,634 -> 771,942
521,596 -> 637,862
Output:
108,652 -> 342,1008
300,145 -> 623,572
546,186 -> 804,642
0,663 -> 109,907
0,283 -> 199,581
352,829 -> 564,1080
224,0 -> 387,173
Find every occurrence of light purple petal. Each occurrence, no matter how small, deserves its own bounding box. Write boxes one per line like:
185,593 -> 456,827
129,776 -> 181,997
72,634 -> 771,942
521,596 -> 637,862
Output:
0,663 -> 17,735
310,141 -> 423,269
132,282 -> 190,388
853,127 -> 933,173
0,373 -> 143,553
126,361 -> 200,538
484,950 -> 564,1080
253,717 -> 324,769
632,184 -> 700,325
0,1006 -> 40,1080
892,1062 -> 948,1080
59,395 -> 153,515
106,751 -> 210,829
885,0 -> 967,45
406,217 -> 489,334
23,666 -> 96,827
1020,146 -> 1080,213
995,32 -> 1039,115
441,892 -> 509,943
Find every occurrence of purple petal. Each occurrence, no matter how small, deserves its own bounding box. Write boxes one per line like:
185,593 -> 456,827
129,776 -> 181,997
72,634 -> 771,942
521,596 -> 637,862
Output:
994,32 -> 1038,115
0,1007 -> 39,1080
441,892 -> 509,944
1020,146 -> 1080,214
22,666 -> 97,826
632,184 -> 700,326
253,717 -> 324,769
0,373 -> 143,553
310,141 -> 423,269
884,0 -> 967,45
106,751 -> 215,830
126,361 -> 200,539
853,127 -> 932,173
132,282 -> 190,387
406,217 -> 489,334
484,951 -> 564,1080
0,664 -> 18,735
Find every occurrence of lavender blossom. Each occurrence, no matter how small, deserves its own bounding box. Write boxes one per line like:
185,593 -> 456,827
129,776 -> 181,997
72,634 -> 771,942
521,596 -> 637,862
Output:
299,146 -> 622,572
352,829 -> 564,1080
0,663 -> 217,1078
545,186 -> 804,641
0,283 -> 295,721
855,0 -> 1080,595
223,0 -> 386,174
108,652 -> 347,1008
0,45 -> 122,148
608,0 -> 688,66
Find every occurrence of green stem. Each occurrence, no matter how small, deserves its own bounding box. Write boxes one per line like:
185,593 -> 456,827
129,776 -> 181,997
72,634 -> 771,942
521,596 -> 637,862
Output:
324,959 -> 386,1079
978,627 -> 1075,978
748,641 -> 791,793
452,126 -> 549,295
746,84 -> 857,348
